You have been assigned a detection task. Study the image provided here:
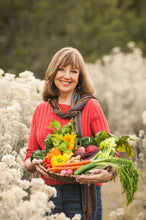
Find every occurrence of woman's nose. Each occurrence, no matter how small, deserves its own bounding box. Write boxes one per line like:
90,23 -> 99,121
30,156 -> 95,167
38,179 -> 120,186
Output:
64,69 -> 70,78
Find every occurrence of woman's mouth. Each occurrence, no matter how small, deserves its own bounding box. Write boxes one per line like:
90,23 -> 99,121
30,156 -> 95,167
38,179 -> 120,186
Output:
61,81 -> 71,86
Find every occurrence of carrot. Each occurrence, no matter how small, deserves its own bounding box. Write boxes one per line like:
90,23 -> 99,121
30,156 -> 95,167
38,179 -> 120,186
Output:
54,160 -> 90,168
48,165 -> 83,173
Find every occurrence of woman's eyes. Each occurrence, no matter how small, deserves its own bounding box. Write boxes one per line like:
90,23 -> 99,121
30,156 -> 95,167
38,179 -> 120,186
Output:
71,70 -> 78,73
57,68 -> 78,73
58,68 -> 64,71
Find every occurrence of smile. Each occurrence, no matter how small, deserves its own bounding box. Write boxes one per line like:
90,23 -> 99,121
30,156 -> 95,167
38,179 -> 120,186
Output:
61,81 -> 71,86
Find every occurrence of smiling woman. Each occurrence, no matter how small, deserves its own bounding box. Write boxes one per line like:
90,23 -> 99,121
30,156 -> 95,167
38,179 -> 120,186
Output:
54,65 -> 80,104
42,47 -> 94,101
24,47 -> 111,220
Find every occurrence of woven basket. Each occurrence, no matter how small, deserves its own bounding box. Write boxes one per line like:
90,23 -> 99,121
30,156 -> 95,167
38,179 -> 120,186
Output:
38,164 -> 78,183
38,164 -> 112,183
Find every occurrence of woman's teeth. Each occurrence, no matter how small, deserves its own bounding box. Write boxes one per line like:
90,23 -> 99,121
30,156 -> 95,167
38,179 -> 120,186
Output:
62,81 -> 70,85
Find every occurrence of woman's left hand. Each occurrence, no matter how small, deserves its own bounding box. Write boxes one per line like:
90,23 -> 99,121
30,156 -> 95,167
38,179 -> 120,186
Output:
76,168 -> 114,184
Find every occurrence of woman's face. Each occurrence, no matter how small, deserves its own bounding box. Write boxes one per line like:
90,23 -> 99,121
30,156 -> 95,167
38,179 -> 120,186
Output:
54,65 -> 80,96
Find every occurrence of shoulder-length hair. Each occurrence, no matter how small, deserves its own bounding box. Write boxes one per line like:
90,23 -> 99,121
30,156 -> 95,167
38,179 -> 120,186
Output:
42,47 -> 95,101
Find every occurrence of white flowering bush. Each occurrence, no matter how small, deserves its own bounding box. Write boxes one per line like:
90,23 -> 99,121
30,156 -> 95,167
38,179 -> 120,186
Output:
0,43 -> 146,219
86,42 -> 146,134
0,70 -> 81,219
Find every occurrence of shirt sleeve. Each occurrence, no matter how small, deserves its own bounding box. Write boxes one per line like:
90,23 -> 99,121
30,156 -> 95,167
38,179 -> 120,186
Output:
90,99 -> 120,158
25,107 -> 41,160
90,99 -> 110,135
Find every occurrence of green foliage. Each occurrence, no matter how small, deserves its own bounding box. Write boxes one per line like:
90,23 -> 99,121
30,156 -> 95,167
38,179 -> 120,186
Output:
44,134 -> 54,152
89,130 -> 140,205
61,120 -> 75,135
0,0 -> 146,78
95,130 -> 138,158
48,119 -> 61,134
30,150 -> 46,162
75,136 -> 97,148
75,129 -> 140,205
44,119 -> 76,153
95,130 -> 112,146
91,157 -> 140,205
116,135 -> 139,157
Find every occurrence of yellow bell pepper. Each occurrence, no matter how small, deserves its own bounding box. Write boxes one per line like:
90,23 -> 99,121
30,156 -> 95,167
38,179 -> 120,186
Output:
51,155 -> 66,168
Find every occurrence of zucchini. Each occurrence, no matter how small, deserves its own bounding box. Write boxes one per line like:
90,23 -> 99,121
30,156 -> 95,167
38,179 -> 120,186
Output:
74,162 -> 96,175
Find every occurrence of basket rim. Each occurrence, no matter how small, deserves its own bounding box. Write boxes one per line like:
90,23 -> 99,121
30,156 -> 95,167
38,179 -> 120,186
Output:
38,163 -> 112,183
38,164 -> 78,183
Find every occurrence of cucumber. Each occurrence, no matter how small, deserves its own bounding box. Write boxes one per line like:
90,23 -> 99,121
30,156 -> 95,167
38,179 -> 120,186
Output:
74,162 -> 96,175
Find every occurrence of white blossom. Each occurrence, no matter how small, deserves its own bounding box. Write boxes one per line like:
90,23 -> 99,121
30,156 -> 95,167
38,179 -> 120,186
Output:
142,111 -> 146,125
1,154 -> 17,167
109,208 -> 125,220
136,212 -> 144,220
0,68 -> 4,76
127,41 -> 136,49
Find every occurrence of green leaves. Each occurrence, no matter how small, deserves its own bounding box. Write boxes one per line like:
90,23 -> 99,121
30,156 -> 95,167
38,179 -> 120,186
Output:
90,130 -> 140,205
61,120 -> 75,135
75,136 -> 97,148
48,119 -> 75,135
30,150 -> 46,162
48,119 -> 61,133
44,134 -> 54,152
116,135 -> 139,157
44,119 -> 76,153
57,142 -> 72,154
91,157 -> 140,205
95,130 -> 112,146
95,130 -> 139,157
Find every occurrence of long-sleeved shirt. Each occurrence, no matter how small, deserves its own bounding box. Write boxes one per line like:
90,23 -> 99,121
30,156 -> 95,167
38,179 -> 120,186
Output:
25,98 -> 110,185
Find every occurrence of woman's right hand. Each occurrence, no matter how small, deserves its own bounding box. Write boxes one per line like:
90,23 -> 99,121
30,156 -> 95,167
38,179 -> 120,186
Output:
24,158 -> 43,173
25,158 -> 53,179
35,164 -> 53,179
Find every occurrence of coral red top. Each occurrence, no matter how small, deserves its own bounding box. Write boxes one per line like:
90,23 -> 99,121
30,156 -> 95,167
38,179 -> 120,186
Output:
25,98 -> 110,185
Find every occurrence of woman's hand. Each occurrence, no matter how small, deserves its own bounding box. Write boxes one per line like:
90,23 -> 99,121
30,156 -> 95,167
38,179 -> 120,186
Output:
35,164 -> 53,179
76,167 -> 115,184
24,158 -> 42,172
25,158 -> 54,179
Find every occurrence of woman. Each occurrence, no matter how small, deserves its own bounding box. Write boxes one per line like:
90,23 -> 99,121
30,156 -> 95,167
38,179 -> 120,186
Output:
24,47 -> 114,220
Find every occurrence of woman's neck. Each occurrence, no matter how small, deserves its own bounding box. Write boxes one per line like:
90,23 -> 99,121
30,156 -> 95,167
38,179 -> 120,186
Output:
58,93 -> 73,105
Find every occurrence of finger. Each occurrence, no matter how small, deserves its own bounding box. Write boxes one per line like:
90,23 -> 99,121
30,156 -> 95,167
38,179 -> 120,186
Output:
89,169 -> 100,174
35,165 -> 53,179
33,158 -> 43,164
76,175 -> 100,184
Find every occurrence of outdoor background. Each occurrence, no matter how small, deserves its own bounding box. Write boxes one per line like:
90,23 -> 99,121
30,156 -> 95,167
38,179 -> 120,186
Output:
0,1 -> 146,220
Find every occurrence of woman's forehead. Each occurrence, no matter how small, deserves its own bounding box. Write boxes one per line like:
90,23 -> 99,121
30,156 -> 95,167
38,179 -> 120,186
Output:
59,54 -> 79,69
59,64 -> 79,70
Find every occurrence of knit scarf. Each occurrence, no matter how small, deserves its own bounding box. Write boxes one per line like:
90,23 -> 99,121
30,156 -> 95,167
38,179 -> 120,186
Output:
48,92 -> 98,220
48,92 -> 95,137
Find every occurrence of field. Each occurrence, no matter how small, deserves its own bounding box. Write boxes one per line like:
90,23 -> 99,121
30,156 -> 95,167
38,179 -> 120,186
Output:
0,43 -> 146,219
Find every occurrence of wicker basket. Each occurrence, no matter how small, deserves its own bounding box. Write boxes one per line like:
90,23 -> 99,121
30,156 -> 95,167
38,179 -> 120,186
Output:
38,164 -> 112,183
38,164 -> 78,183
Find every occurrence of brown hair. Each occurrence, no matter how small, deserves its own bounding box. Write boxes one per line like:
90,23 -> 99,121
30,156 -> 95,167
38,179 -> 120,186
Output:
42,47 -> 95,101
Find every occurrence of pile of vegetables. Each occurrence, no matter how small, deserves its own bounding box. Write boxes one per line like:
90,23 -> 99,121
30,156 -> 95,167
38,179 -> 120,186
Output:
31,120 -> 140,205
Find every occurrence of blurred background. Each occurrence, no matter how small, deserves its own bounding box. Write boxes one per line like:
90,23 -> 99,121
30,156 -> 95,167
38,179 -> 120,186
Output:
0,0 -> 146,78
0,1 -> 146,219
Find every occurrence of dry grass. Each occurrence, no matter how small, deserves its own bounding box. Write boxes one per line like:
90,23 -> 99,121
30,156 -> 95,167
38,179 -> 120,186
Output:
102,176 -> 146,220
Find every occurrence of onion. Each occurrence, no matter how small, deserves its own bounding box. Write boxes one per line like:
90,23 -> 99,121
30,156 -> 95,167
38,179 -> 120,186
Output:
73,150 -> 86,158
